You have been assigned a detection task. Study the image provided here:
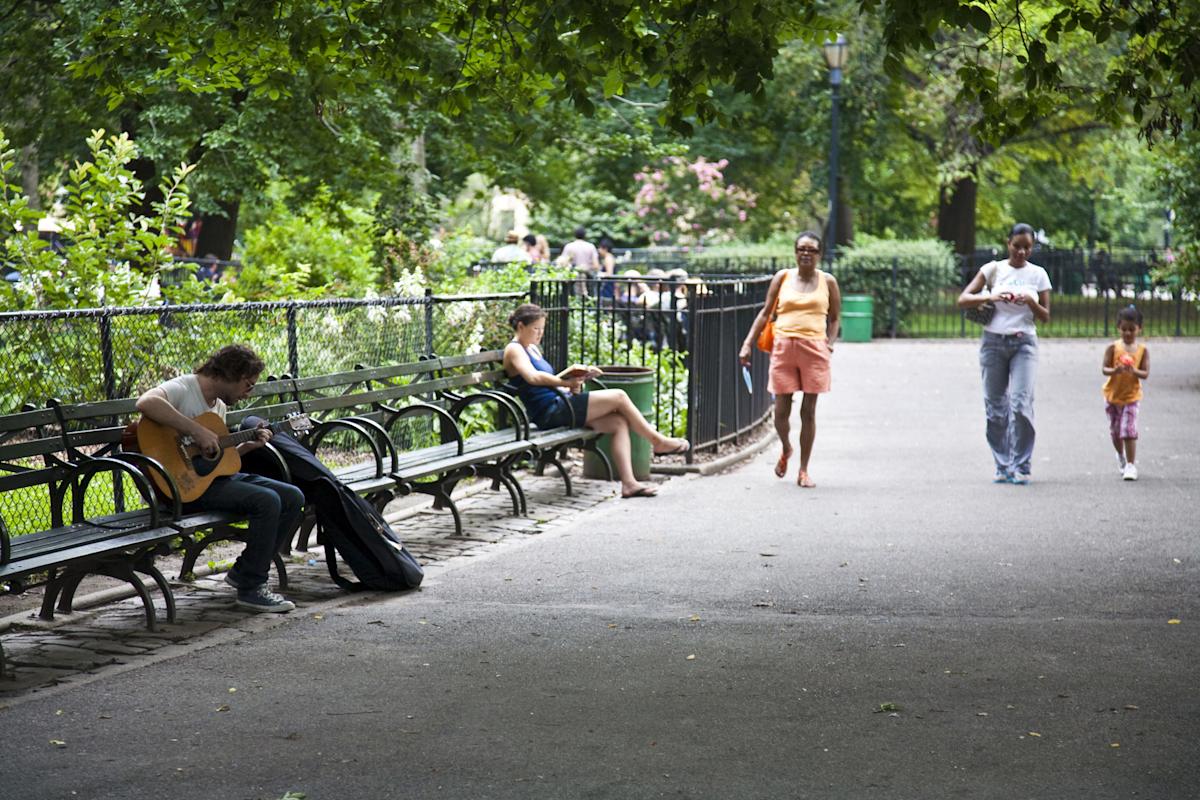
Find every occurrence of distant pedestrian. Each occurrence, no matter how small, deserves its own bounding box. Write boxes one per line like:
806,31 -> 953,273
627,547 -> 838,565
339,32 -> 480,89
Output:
957,222 -> 1052,485
535,234 -> 551,263
1102,304 -> 1150,481
597,238 -> 617,300
739,232 -> 841,488
560,226 -> 600,275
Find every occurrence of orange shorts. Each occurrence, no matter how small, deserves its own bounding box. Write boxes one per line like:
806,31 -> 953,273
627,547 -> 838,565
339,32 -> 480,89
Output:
768,335 -> 831,395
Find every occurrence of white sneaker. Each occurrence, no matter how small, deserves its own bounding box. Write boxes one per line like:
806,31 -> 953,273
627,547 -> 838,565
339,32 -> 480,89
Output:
1122,462 -> 1138,481
1116,452 -> 1127,473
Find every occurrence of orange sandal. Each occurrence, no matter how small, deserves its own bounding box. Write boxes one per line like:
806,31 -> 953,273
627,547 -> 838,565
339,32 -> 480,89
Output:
797,470 -> 816,488
774,452 -> 790,479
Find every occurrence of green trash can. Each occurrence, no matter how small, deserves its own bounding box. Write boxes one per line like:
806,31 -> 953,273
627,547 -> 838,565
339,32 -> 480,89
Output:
582,365 -> 655,481
841,294 -> 874,342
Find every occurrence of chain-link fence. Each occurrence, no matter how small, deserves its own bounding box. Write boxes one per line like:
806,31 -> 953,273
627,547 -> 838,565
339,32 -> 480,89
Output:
0,294 -> 532,414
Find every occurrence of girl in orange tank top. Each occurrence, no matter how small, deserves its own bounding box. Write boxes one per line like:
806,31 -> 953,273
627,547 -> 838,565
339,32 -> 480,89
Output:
1101,305 -> 1150,481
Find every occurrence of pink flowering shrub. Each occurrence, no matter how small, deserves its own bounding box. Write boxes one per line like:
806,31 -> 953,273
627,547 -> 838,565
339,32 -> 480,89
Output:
628,156 -> 756,247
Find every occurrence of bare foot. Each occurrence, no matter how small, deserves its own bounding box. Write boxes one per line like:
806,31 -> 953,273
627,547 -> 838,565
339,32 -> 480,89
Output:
797,470 -> 816,488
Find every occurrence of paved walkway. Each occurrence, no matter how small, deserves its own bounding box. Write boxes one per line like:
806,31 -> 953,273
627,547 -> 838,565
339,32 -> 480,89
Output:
1,339 -> 1197,800
0,471 -> 622,696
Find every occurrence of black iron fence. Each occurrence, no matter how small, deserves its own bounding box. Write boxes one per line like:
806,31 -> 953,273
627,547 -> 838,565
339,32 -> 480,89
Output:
531,276 -> 775,461
530,250 -> 1198,339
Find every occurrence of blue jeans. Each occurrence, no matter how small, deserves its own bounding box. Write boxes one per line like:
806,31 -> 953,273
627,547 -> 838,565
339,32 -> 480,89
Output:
979,331 -> 1039,476
185,473 -> 304,587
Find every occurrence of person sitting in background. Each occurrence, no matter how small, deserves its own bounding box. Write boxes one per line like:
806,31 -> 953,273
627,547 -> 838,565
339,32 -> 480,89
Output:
522,234 -> 545,263
491,230 -> 532,264
503,304 -> 689,499
535,234 -> 552,263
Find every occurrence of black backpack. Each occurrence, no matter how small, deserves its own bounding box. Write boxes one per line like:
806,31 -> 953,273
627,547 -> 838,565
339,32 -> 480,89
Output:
241,418 -> 424,592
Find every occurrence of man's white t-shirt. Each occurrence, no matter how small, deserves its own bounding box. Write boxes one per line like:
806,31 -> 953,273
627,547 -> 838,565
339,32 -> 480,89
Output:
983,261 -> 1052,336
159,374 -> 226,421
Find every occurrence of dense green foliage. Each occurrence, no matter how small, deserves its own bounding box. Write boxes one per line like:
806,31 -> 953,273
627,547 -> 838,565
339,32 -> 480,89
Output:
835,237 -> 959,334
0,129 -> 199,311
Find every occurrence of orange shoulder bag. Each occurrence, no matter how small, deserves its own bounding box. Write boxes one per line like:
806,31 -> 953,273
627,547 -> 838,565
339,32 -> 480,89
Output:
755,279 -> 781,353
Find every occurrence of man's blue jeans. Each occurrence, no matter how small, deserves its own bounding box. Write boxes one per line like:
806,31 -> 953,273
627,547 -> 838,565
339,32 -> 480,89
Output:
979,331 -> 1039,477
185,473 -> 304,587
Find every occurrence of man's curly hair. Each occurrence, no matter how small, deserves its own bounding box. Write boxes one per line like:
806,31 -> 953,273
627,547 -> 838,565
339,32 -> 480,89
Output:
195,345 -> 265,383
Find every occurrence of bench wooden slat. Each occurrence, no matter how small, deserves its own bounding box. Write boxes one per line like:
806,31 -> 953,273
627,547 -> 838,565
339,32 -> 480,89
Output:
0,525 -> 177,579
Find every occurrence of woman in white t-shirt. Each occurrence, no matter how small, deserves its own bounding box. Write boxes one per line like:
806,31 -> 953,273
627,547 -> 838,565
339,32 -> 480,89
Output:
957,223 -> 1052,485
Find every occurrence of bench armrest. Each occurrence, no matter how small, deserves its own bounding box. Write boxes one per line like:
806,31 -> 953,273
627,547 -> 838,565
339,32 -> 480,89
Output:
306,418 -> 389,479
384,403 -> 464,456
446,392 -> 528,442
257,442 -> 293,484
111,451 -> 184,520
70,456 -> 163,528
1,511 -> 9,566
337,415 -> 400,474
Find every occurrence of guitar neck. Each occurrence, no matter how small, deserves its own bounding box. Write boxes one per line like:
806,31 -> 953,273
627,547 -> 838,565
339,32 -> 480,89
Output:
217,419 -> 286,450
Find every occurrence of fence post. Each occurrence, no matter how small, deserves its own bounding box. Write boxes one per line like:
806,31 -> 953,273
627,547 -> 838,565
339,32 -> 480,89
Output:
286,304 -> 299,376
1103,290 -> 1110,338
99,310 -> 116,400
1175,284 -> 1184,337
684,283 -> 699,465
890,257 -> 899,338
424,288 -> 434,356
558,280 -> 570,366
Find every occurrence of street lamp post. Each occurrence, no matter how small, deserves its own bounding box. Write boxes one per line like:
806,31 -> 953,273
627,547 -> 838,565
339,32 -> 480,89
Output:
823,34 -> 848,265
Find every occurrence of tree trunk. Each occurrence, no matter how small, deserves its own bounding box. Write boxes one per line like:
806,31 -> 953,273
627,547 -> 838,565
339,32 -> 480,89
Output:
195,200 -> 240,260
19,143 -> 40,210
937,175 -> 976,255
409,131 -> 428,195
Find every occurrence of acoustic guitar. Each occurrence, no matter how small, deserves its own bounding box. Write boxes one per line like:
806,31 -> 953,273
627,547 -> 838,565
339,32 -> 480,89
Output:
123,412 -> 312,502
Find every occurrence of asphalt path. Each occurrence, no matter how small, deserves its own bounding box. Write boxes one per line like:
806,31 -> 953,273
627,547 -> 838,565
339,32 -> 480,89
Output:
2,339 -> 1197,800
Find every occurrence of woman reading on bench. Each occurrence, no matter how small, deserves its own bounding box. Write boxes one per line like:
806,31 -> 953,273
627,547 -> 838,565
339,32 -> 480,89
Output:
503,303 -> 689,498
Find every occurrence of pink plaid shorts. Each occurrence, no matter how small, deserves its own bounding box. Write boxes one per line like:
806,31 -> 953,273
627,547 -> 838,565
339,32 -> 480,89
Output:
1105,401 -> 1139,440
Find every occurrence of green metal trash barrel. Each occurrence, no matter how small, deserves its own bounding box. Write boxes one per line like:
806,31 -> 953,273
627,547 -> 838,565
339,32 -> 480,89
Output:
840,294 -> 874,342
582,365 -> 655,481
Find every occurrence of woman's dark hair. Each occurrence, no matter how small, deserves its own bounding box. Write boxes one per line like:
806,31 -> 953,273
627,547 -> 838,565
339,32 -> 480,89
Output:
1008,223 -> 1036,241
794,231 -> 823,249
598,237 -> 614,251
1116,304 -> 1144,326
522,234 -> 537,247
508,303 -> 546,329
196,344 -> 265,382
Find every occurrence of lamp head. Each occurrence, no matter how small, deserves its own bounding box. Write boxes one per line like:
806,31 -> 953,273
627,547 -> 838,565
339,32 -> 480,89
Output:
822,34 -> 848,71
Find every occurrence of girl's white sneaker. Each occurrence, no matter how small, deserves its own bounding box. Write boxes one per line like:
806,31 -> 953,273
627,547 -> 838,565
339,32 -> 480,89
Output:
1116,452 -> 1127,473
1122,462 -> 1138,481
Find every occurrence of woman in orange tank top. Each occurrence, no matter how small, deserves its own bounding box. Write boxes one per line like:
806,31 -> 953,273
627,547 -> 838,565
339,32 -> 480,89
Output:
739,232 -> 842,488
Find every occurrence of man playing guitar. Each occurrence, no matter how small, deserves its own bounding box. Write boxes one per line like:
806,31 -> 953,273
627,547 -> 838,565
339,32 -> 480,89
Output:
136,344 -> 302,613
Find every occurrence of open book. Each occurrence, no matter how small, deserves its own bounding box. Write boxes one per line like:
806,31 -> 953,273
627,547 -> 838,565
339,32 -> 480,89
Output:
557,365 -> 604,381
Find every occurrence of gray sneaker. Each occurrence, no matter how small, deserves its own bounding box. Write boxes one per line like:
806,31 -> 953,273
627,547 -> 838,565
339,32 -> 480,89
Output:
1116,451 -> 1127,473
236,585 -> 296,613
